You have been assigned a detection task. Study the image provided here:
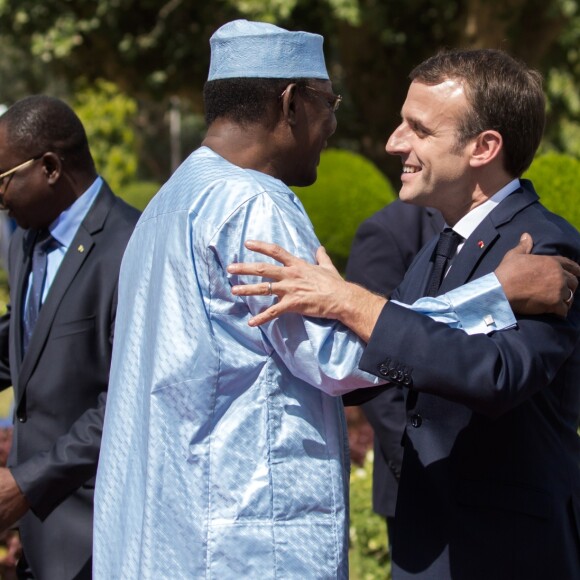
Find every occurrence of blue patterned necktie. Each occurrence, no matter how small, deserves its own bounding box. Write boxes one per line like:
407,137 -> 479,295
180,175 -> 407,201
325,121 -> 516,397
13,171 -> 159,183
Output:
23,229 -> 56,353
427,228 -> 462,297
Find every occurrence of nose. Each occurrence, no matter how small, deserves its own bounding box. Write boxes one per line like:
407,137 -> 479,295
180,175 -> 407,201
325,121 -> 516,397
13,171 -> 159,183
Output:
385,123 -> 411,156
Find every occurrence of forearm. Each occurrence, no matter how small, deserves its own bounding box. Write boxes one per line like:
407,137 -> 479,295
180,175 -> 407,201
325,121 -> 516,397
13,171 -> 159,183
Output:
333,282 -> 387,343
361,300 -> 579,416
0,468 -> 29,532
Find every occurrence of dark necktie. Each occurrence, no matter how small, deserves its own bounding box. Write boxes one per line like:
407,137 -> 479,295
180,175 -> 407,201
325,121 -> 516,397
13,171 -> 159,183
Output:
23,229 -> 56,352
426,228 -> 462,297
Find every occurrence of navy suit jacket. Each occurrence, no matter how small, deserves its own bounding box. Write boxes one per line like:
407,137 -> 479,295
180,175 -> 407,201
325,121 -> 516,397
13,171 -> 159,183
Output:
0,183 -> 140,579
359,181 -> 580,579
345,200 -> 443,518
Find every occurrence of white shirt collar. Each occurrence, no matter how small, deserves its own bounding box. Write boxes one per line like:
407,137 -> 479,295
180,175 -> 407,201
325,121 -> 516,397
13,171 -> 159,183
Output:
48,176 -> 102,249
452,178 -> 520,241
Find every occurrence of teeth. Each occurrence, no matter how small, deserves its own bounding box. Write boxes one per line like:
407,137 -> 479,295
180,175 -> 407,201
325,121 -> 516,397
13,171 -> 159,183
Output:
403,166 -> 420,174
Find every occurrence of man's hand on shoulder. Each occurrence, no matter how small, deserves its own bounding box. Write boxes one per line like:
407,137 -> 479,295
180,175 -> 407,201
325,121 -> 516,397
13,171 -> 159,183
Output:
0,467 -> 29,533
495,233 -> 579,317
228,241 -> 386,341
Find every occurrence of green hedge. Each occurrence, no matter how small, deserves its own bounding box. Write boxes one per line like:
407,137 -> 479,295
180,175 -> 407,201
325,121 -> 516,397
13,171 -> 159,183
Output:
119,180 -> 161,211
349,451 -> 391,579
293,149 -> 397,272
523,152 -> 580,230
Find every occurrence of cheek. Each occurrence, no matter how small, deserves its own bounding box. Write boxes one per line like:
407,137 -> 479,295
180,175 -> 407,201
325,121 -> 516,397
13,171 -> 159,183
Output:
315,115 -> 336,142
328,115 -> 337,135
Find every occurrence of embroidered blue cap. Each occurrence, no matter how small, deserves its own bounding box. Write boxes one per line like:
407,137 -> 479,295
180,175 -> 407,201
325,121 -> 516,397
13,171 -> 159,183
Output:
208,19 -> 329,81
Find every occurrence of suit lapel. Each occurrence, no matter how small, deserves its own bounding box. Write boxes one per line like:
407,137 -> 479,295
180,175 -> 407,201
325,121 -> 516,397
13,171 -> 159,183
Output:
440,183 -> 539,293
441,221 -> 499,292
12,231 -> 36,376
17,183 -> 116,407
396,236 -> 440,303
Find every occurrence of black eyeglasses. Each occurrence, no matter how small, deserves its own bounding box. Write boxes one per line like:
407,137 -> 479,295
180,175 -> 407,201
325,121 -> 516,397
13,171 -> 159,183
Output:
303,85 -> 342,112
280,85 -> 343,113
0,155 -> 43,188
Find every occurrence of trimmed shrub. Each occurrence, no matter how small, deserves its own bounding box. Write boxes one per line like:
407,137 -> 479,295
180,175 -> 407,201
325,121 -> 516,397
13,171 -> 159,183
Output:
523,153 -> 580,230
292,149 -> 397,272
120,181 -> 161,212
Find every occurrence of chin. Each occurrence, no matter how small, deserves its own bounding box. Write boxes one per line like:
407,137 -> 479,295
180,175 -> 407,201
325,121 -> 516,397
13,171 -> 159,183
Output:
398,188 -> 416,204
399,187 -> 428,206
297,170 -> 318,188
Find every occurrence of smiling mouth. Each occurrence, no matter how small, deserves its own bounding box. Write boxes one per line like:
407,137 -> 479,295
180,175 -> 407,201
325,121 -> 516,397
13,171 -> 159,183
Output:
402,165 -> 420,174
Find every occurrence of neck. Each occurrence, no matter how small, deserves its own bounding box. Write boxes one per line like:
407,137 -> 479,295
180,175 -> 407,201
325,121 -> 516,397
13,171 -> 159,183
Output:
442,168 -> 516,226
202,119 -> 286,181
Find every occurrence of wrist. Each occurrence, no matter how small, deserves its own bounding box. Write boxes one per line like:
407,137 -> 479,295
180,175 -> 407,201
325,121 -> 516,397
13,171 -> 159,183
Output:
338,282 -> 387,342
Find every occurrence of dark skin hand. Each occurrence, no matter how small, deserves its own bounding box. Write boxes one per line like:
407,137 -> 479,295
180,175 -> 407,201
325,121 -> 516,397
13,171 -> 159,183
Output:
0,468 -> 29,533
227,233 -> 580,341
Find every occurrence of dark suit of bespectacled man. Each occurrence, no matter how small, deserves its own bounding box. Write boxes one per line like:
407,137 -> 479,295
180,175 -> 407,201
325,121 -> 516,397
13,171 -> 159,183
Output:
0,96 -> 140,579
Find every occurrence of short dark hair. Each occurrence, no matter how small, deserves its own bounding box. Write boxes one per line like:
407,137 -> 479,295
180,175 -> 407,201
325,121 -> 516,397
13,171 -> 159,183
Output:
203,78 -> 314,126
410,49 -> 545,177
0,95 -> 94,171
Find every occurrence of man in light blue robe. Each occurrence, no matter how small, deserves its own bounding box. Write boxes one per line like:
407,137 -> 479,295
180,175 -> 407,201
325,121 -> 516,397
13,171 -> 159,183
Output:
93,20 -> 558,579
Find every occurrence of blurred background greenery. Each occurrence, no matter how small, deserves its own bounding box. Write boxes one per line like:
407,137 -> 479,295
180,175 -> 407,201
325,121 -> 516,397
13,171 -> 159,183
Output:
1,0 -> 579,186
0,2 -> 579,578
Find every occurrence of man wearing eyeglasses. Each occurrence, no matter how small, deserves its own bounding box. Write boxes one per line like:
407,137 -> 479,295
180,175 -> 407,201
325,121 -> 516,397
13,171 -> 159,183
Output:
93,21 -> 577,579
95,20 -> 368,579
0,96 -> 140,579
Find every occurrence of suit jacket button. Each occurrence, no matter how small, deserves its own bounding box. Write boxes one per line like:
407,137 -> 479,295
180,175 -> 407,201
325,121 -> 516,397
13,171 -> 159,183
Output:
388,369 -> 399,380
411,414 -> 422,428
17,414 -> 27,423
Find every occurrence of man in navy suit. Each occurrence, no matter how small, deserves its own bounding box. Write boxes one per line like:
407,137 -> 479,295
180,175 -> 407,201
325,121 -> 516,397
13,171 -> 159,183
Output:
345,201 -> 443,543
228,49 -> 580,579
0,96 -> 140,579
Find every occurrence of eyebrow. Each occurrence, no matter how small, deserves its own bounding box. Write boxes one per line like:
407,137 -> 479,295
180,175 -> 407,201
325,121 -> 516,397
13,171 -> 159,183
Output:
407,116 -> 433,136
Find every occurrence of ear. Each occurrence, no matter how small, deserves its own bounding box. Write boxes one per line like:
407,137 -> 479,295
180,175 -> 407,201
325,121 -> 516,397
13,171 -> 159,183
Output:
280,83 -> 299,126
469,130 -> 503,168
41,152 -> 63,185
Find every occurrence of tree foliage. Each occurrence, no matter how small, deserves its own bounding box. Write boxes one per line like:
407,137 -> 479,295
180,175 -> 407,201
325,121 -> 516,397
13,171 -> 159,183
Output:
0,1 -> 232,103
73,79 -> 138,191
0,0 -> 578,183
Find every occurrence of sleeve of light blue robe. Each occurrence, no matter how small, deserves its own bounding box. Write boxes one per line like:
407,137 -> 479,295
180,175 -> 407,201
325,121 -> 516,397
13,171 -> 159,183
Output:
394,272 -> 516,335
220,188 -> 514,396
